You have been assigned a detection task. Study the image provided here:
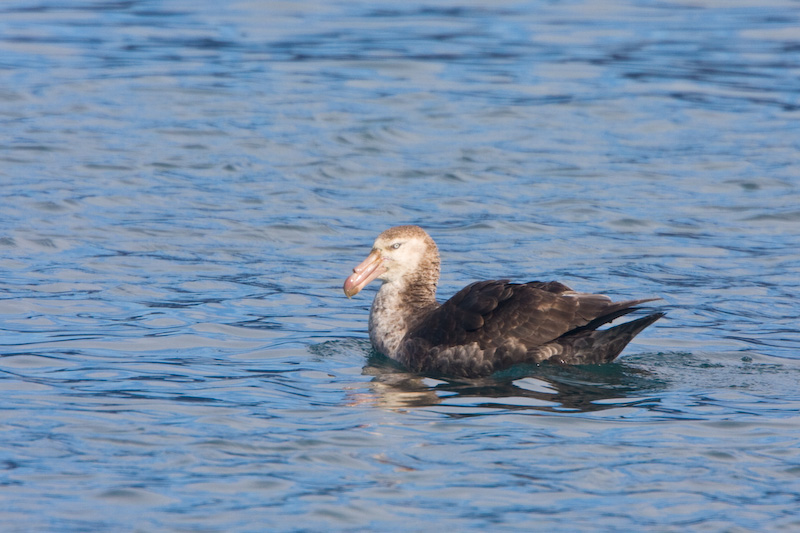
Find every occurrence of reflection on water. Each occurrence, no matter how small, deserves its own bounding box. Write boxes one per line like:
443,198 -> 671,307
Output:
356,350 -> 668,413
1,0 -> 800,530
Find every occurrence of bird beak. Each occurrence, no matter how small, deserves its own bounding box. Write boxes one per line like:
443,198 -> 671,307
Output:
343,250 -> 386,298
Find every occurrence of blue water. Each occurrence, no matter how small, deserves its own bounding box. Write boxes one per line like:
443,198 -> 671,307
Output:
2,0 -> 800,531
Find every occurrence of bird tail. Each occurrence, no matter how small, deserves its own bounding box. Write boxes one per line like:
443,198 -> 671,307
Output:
589,311 -> 665,362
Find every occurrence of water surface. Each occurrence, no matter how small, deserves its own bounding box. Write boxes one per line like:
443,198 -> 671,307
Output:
1,0 -> 799,531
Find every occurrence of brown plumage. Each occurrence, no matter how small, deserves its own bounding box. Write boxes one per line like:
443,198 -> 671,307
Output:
343,225 -> 664,378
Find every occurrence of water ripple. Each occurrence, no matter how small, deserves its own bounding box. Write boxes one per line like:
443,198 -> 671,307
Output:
1,0 -> 799,531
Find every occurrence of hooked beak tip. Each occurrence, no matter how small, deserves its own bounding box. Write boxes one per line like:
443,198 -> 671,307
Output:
343,251 -> 384,298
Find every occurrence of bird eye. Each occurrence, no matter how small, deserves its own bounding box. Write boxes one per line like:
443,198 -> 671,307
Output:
391,243 -> 401,249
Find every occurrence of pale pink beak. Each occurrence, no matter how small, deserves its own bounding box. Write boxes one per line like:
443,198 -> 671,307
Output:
343,251 -> 386,298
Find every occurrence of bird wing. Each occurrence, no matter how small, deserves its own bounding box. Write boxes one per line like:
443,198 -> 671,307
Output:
407,280 -> 656,350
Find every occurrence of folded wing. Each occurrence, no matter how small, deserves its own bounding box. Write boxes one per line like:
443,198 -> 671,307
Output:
408,280 -> 659,352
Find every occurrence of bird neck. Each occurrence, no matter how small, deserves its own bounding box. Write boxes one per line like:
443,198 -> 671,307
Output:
369,272 -> 439,358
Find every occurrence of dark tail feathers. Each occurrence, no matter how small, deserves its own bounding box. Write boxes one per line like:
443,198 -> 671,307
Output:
590,311 -> 665,363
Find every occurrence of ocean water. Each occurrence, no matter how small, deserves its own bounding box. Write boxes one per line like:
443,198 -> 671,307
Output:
1,0 -> 799,531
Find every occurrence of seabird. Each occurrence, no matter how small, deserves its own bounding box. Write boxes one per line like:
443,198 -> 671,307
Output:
344,225 -> 664,378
